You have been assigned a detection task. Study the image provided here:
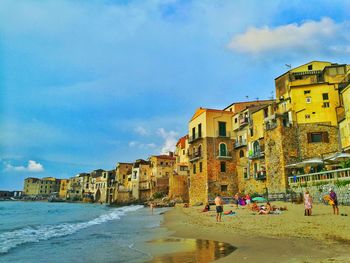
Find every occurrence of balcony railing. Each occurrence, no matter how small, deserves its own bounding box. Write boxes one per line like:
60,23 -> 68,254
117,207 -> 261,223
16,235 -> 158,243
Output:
189,151 -> 202,162
249,151 -> 265,159
288,167 -> 350,186
188,133 -> 202,143
234,139 -> 247,148
217,151 -> 232,160
215,131 -> 231,138
265,121 -> 278,131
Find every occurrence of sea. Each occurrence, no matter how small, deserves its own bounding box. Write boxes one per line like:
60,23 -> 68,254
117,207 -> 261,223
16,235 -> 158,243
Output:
0,201 -> 169,263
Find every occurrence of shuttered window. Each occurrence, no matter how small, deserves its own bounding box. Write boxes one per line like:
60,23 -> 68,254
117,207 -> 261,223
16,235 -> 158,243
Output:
307,132 -> 329,143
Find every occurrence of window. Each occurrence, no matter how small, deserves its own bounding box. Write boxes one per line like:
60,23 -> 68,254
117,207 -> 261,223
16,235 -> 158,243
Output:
192,127 -> 196,140
235,118 -> 237,123
308,64 -> 313,70
221,185 -> 228,192
304,90 -> 311,94
198,123 -> 202,138
123,175 -> 126,180
220,162 -> 226,172
219,143 -> 227,156
239,150 -> 244,158
263,108 -> 268,118
183,149 -> 185,155
198,145 -> 202,157
250,128 -> 254,137
307,132 -> 329,143
254,163 -> 258,177
305,114 -> 311,119
323,102 -> 330,108
199,162 -> 202,173
243,168 -> 248,179
322,93 -> 329,100
218,122 -> 226,137
253,141 -> 260,154
306,97 -> 312,103
193,163 -> 196,174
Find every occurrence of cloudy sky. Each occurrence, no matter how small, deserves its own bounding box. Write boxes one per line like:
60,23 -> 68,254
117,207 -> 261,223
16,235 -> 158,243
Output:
1,0 -> 350,190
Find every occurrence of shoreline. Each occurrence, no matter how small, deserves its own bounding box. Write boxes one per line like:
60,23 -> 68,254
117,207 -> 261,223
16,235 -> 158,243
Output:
161,202 -> 350,263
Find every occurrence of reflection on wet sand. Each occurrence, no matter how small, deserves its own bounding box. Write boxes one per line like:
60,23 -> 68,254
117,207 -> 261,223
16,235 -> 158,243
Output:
146,238 -> 236,263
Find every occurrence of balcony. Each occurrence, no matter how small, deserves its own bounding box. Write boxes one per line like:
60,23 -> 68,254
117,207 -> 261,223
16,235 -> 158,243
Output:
234,139 -> 247,148
189,151 -> 202,162
255,171 -> 266,180
288,167 -> 350,187
215,131 -> 231,138
265,121 -> 278,131
249,151 -> 265,159
217,151 -> 232,160
188,133 -> 202,144
239,117 -> 249,127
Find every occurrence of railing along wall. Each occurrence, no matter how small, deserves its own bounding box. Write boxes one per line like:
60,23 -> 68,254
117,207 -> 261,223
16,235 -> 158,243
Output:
288,167 -> 350,186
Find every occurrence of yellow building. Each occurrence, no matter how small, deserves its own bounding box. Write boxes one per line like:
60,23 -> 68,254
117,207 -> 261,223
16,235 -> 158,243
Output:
339,84 -> 350,152
232,102 -> 274,195
275,61 -> 348,126
188,108 -> 235,205
116,162 -> 133,189
23,177 -> 61,197
169,135 -> 190,202
23,178 -> 41,196
149,153 -> 175,196
59,179 -> 69,199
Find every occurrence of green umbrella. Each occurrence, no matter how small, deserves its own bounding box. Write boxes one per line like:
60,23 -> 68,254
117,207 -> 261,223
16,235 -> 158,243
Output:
252,197 -> 266,202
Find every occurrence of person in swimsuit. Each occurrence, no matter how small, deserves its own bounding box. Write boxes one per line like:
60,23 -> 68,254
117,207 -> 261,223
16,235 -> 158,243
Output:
215,194 -> 224,222
329,189 -> 339,215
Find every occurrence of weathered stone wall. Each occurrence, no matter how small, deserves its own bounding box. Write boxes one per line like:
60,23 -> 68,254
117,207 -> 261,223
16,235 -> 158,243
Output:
298,123 -> 340,159
206,137 -> 237,198
169,174 -> 189,202
265,118 -> 299,194
291,183 -> 350,205
116,190 -> 132,203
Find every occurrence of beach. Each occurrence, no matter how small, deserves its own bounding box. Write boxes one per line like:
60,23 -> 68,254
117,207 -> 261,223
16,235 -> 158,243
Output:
163,202 -> 350,263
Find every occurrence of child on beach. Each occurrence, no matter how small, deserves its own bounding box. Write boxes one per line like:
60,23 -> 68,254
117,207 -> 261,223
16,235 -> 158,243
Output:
303,190 -> 313,216
329,189 -> 339,215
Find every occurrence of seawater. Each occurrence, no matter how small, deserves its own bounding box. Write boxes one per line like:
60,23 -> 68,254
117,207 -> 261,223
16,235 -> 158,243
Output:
0,201 -> 168,263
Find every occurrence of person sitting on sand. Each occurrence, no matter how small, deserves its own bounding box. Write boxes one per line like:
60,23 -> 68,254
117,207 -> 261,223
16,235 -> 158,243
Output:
183,203 -> 189,208
258,202 -> 272,215
251,201 -> 259,212
202,203 -> 210,212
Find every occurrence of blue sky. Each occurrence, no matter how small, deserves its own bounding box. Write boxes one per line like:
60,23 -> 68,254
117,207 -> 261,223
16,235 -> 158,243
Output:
1,0 -> 350,190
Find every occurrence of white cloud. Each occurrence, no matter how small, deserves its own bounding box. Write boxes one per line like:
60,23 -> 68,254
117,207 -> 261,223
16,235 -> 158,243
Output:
228,17 -> 345,54
128,141 -> 157,149
4,160 -> 44,173
157,128 -> 179,154
134,126 -> 149,136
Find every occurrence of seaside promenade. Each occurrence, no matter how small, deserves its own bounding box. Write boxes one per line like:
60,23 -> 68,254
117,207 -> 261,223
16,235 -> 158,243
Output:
163,202 -> 350,263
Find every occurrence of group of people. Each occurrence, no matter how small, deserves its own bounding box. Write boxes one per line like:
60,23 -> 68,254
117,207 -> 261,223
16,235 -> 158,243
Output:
304,188 -> 340,216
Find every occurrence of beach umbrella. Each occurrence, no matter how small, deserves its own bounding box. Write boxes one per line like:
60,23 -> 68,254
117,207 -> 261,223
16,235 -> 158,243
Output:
326,152 -> 350,163
252,197 -> 266,202
299,157 -> 324,166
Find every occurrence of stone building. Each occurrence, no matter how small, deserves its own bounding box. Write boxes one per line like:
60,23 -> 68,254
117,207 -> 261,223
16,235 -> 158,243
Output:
169,135 -> 190,202
131,159 -> 152,201
339,83 -> 350,152
23,177 -> 61,197
149,153 -> 175,196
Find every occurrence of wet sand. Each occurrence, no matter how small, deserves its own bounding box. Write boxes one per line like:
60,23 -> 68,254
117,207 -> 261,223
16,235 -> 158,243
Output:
162,202 -> 350,263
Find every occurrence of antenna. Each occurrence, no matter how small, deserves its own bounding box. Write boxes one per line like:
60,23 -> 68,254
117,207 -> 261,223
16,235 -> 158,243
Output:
269,91 -> 274,100
285,64 -> 291,69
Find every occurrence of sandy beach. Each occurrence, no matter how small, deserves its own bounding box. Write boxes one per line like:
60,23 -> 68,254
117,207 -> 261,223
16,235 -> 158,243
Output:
162,202 -> 350,263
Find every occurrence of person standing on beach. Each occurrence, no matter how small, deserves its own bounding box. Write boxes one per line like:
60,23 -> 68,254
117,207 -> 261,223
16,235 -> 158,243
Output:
234,193 -> 239,209
215,194 -> 224,222
329,189 -> 339,215
303,190 -> 312,216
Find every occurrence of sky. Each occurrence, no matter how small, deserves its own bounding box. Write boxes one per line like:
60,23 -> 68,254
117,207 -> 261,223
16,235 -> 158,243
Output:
1,0 -> 350,190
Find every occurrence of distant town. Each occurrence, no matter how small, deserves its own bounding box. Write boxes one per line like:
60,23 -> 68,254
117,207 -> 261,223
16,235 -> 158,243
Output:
3,61 -> 350,205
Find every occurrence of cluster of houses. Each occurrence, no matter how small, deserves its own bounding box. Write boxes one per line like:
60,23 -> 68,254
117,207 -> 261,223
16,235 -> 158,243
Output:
23,61 -> 350,205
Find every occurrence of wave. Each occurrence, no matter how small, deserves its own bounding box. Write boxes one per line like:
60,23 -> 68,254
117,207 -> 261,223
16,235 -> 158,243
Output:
0,205 -> 143,254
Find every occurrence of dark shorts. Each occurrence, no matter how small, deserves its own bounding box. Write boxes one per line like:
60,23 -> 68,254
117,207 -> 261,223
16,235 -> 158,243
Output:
333,200 -> 338,206
216,206 -> 223,213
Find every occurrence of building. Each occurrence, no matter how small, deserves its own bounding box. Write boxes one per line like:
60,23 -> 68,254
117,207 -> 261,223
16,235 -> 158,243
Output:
131,159 -> 152,201
23,177 -> 61,197
169,135 -> 190,202
188,108 -> 236,205
264,61 -> 348,193
106,170 -> 117,204
232,102 -> 274,195
149,153 -> 175,196
67,175 -> 84,201
339,84 -> 350,152
94,170 -> 108,203
59,179 -> 69,199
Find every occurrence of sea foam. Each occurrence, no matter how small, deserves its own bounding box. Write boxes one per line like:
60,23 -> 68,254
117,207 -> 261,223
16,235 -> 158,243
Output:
0,205 -> 143,254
